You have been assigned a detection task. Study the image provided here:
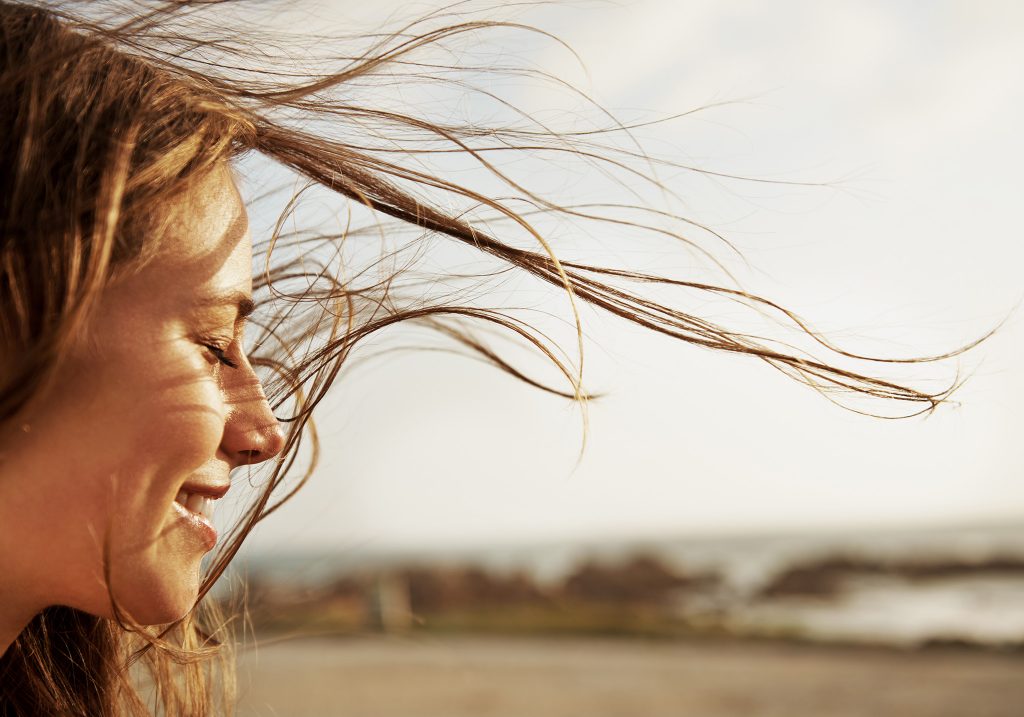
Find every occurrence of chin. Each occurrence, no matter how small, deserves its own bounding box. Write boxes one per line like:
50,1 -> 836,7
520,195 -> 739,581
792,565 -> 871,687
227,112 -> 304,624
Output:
108,559 -> 204,626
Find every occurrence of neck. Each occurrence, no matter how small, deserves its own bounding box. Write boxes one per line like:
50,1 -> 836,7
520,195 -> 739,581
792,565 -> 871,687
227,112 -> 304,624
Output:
0,499 -> 42,658
0,458 -> 44,657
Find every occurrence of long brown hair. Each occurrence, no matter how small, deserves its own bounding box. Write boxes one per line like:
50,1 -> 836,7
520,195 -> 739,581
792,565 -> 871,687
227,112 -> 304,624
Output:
0,1 -> 976,714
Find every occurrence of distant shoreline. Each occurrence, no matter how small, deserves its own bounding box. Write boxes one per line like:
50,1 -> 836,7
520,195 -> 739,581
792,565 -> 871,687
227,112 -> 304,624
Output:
231,526 -> 1024,650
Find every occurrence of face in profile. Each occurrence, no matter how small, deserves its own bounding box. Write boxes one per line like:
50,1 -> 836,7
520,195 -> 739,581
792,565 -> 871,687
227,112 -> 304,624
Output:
0,167 -> 285,626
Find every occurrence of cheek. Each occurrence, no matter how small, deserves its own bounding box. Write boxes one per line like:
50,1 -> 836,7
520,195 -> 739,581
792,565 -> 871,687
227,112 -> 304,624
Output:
3,357 -> 225,619
132,371 -> 226,474
71,356 -> 226,548
18,342 -> 226,492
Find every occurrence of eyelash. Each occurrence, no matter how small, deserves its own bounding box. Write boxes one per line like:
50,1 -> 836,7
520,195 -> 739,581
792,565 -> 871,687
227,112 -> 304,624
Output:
203,343 -> 239,369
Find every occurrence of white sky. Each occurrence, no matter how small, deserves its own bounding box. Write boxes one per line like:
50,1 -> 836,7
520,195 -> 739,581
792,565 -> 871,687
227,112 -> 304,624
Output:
234,0 -> 1024,553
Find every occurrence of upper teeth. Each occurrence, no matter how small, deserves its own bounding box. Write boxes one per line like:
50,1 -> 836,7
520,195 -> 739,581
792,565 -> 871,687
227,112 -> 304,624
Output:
176,490 -> 215,522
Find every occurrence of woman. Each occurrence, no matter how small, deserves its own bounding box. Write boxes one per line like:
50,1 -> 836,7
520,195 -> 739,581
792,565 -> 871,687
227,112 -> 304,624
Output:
0,1 -> 967,715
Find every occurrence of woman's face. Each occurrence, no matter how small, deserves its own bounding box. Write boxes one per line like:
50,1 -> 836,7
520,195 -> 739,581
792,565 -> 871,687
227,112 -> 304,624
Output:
0,168 -> 285,625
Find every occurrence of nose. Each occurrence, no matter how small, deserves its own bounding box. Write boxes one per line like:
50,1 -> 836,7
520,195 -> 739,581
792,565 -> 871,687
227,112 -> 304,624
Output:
219,372 -> 286,468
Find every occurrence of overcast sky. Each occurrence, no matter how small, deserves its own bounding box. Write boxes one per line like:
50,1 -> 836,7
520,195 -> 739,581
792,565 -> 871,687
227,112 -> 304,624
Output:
228,0 -> 1024,553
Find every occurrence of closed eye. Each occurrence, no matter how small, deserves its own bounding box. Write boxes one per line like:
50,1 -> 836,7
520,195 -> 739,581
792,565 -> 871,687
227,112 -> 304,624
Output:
204,343 -> 239,369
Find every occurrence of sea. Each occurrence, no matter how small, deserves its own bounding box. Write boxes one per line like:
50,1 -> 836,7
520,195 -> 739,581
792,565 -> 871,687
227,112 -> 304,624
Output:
230,521 -> 1024,648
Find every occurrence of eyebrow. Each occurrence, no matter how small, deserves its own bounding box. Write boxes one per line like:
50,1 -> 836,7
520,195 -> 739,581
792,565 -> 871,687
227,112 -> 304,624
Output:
195,290 -> 256,322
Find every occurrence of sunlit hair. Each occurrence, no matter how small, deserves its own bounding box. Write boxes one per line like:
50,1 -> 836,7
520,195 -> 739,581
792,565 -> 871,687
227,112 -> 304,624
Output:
0,0 -> 979,714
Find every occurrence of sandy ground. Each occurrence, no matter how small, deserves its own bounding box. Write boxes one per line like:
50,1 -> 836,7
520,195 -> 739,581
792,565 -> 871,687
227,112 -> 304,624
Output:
236,635 -> 1024,717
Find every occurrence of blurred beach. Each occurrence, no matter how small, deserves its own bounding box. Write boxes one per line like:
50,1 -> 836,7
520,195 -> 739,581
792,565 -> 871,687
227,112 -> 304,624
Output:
227,523 -> 1024,715
236,635 -> 1023,717
235,522 -> 1024,648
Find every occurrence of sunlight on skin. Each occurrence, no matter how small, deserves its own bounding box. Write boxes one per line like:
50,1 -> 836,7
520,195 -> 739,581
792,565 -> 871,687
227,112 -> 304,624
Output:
0,168 -> 285,655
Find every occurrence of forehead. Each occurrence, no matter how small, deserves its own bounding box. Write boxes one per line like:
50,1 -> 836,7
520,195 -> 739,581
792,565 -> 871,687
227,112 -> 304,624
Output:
157,167 -> 251,274
101,167 -> 253,325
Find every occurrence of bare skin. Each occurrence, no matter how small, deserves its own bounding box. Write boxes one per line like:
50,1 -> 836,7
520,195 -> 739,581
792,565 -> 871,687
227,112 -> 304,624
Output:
0,168 -> 285,655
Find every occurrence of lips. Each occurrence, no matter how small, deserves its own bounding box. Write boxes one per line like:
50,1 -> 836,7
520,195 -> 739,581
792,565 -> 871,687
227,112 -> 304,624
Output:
174,490 -> 217,523
171,484 -> 225,550
173,480 -> 229,522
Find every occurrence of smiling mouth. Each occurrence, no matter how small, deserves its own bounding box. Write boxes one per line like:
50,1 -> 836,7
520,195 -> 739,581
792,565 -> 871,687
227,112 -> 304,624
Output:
174,490 -> 217,523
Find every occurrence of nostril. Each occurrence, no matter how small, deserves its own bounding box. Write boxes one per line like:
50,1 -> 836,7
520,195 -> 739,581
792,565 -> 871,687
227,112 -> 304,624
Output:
237,448 -> 264,466
222,413 -> 286,467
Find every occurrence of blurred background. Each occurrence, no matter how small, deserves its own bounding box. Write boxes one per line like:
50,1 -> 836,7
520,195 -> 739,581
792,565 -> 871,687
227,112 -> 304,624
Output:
213,1 -> 1024,715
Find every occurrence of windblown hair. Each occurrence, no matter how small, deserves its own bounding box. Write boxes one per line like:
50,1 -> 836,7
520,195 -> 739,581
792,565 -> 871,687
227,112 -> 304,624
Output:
0,1 -> 973,715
